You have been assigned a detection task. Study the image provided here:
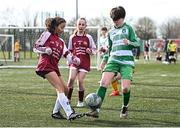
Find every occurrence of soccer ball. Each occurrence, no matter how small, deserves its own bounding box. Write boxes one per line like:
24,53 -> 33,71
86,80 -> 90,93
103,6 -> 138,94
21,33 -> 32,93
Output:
85,93 -> 102,108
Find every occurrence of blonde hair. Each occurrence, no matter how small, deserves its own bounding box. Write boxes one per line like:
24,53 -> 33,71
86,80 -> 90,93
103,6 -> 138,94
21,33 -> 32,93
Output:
74,17 -> 87,35
77,17 -> 87,25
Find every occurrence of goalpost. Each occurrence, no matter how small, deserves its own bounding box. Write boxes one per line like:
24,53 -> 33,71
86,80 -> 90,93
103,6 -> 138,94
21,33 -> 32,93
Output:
0,34 -> 14,62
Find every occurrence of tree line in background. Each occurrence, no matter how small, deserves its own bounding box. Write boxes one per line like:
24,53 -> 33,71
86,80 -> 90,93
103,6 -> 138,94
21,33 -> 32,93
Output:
0,8 -> 180,40
68,16 -> 180,40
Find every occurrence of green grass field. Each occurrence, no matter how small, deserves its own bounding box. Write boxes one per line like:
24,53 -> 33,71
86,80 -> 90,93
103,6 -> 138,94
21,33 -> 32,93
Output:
0,62 -> 180,127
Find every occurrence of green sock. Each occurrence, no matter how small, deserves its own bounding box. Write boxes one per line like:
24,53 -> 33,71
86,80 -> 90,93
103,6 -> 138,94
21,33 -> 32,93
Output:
123,91 -> 130,106
96,86 -> 107,102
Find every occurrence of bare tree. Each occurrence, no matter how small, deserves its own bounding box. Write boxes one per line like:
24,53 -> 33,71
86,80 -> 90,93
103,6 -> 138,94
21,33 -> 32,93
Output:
0,7 -> 16,26
67,16 -> 112,28
159,18 -> 180,38
134,17 -> 157,40
22,8 -> 39,27
88,16 -> 112,28
67,17 -> 77,27
33,12 -> 39,27
88,17 -> 101,26
22,8 -> 31,27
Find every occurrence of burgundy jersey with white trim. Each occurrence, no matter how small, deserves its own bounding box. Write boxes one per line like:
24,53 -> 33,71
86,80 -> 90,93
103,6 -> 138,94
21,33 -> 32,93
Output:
36,34 -> 68,74
68,34 -> 96,71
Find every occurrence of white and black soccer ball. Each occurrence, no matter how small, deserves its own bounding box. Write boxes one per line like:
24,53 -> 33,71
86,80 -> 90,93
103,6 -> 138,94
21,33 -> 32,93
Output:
85,93 -> 102,108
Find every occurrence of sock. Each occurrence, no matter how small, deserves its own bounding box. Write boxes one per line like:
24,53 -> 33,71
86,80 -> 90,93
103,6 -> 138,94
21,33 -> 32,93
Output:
58,93 -> 73,117
111,80 -> 118,91
67,88 -> 73,101
78,90 -> 84,102
123,91 -> 130,106
96,86 -> 107,102
52,97 -> 62,114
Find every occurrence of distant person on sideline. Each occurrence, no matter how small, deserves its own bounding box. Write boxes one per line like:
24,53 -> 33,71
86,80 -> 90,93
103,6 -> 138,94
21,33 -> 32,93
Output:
14,39 -> 20,62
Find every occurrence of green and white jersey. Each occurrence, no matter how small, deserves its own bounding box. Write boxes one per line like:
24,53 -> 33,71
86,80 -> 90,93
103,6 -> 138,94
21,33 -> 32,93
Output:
99,36 -> 108,48
108,22 -> 139,67
99,36 -> 109,58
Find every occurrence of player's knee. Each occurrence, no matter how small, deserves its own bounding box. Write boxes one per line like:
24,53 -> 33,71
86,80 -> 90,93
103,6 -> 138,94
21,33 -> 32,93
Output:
122,85 -> 130,93
122,88 -> 129,93
100,80 -> 109,87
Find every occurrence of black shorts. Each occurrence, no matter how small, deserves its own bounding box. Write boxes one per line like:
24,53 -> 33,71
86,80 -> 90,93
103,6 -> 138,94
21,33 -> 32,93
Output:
36,71 -> 51,79
169,52 -> 175,56
36,70 -> 61,79
144,47 -> 149,52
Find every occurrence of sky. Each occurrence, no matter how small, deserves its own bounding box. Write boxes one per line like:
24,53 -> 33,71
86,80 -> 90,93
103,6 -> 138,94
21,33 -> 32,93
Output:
0,0 -> 180,26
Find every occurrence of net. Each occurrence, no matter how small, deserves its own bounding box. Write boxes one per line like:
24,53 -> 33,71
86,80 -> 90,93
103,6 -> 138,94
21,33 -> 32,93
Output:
0,34 -> 14,62
0,26 -> 100,68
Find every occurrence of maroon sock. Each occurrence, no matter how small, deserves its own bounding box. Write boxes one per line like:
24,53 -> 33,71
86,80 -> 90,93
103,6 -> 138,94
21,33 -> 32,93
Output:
78,90 -> 84,102
67,88 -> 73,101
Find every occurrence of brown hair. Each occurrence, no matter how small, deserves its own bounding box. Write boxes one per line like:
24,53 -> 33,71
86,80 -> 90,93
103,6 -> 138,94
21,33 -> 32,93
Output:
110,6 -> 126,21
101,27 -> 108,32
48,17 -> 66,34
45,17 -> 53,29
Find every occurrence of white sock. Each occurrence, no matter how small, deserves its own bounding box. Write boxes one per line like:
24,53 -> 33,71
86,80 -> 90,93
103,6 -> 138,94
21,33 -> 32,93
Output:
58,93 -> 73,117
52,97 -> 62,114
145,55 -> 148,60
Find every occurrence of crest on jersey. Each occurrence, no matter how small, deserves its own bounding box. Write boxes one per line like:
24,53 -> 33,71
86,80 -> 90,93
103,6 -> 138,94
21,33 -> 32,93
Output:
122,28 -> 127,34
83,41 -> 88,46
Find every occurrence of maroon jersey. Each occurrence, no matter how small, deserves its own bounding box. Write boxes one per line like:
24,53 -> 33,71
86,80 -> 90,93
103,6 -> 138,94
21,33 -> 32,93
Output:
36,34 -> 68,75
68,33 -> 96,71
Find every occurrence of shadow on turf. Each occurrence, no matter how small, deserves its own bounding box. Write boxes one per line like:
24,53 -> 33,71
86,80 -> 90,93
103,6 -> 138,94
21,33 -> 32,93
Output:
72,118 -> 140,127
73,106 -> 180,126
73,105 -> 180,115
72,110 -> 180,127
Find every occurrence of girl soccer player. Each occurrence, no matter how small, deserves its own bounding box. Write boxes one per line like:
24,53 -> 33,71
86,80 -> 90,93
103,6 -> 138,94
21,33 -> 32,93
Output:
67,17 -> 96,107
34,17 -> 81,120
86,6 -> 140,118
144,40 -> 150,61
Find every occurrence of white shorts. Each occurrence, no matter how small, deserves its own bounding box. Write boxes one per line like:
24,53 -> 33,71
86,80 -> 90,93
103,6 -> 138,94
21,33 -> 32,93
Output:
157,48 -> 162,52
70,66 -> 88,73
14,52 -> 20,58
